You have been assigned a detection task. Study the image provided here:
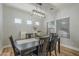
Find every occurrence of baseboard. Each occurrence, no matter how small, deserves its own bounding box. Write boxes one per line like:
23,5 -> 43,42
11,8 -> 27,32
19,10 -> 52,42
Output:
2,44 -> 11,49
62,44 -> 79,51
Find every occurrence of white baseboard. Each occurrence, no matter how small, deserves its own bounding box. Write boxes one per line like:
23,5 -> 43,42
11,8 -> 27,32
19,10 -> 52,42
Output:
62,44 -> 79,51
2,44 -> 11,49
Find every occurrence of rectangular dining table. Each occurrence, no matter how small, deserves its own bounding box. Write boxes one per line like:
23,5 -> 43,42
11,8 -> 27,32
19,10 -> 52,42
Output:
14,36 -> 60,56
15,38 -> 39,55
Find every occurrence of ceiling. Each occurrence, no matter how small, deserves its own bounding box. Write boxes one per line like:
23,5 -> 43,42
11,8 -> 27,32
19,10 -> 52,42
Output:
4,3 -> 78,17
52,3 -> 79,9
5,3 -> 57,15
31,3 -> 57,14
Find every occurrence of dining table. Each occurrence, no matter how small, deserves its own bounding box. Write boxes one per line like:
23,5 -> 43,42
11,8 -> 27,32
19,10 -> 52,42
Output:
14,36 -> 60,56
15,38 -> 39,55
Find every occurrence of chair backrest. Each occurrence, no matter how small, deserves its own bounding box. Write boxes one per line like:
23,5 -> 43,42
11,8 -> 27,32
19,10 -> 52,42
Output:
50,33 -> 58,39
9,35 -> 16,55
39,37 -> 49,56
50,33 -> 58,51
51,38 -> 58,50
26,33 -> 36,39
20,32 -> 26,39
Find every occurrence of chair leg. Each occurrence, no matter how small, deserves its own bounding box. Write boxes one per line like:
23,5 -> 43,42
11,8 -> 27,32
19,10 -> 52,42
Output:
55,48 -> 57,56
55,44 -> 57,56
58,38 -> 60,54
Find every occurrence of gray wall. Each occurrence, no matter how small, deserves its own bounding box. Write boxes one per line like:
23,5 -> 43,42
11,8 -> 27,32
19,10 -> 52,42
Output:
2,4 -> 79,51
0,4 -> 3,50
44,4 -> 79,51
56,4 -> 79,51
3,5 -> 44,46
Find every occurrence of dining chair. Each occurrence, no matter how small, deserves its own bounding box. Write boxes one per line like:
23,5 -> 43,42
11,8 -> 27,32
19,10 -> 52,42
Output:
9,35 -> 37,56
26,33 -> 36,39
9,35 -> 20,56
38,37 -> 49,56
50,33 -> 59,56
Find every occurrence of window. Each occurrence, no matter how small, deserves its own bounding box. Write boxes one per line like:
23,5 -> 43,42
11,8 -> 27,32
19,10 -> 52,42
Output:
35,22 -> 40,26
26,20 -> 32,25
14,18 -> 22,24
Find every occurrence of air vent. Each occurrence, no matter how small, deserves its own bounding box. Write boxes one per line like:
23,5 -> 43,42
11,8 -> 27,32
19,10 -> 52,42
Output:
50,8 -> 54,10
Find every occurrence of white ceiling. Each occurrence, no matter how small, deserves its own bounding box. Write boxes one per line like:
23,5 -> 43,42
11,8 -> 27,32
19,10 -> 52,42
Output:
5,3 -> 46,14
4,3 -> 78,16
4,3 -> 58,15
52,3 -> 79,9
31,3 -> 57,13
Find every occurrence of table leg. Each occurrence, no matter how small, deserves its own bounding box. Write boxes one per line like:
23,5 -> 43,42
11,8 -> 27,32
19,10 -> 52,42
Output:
33,46 -> 38,55
58,38 -> 60,53
49,42 -> 51,56
55,44 -> 57,56
20,50 -> 24,56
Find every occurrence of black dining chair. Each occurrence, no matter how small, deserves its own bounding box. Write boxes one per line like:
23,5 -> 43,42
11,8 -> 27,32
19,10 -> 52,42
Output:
51,38 -> 58,55
50,33 -> 59,56
9,35 -> 20,56
26,33 -> 36,39
9,35 -> 37,56
38,37 -> 49,56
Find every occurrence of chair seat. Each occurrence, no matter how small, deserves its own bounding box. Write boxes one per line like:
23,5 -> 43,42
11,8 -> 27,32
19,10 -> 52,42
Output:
23,47 -> 37,55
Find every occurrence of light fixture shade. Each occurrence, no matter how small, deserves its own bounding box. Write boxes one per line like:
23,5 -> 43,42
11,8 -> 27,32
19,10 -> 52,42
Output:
32,9 -> 45,18
35,22 -> 40,26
